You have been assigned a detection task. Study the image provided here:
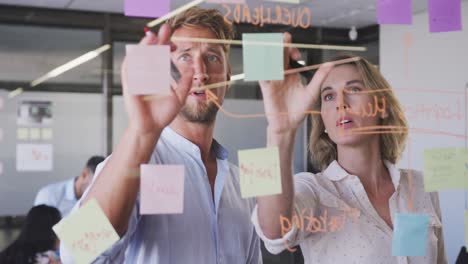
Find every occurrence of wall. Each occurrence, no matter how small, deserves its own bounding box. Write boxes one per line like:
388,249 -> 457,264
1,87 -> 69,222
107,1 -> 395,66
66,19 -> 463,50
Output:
380,3 -> 468,263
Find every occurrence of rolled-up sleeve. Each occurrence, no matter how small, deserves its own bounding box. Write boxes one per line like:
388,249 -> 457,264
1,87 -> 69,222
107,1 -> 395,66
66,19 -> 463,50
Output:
59,157 -> 141,263
251,172 -> 318,255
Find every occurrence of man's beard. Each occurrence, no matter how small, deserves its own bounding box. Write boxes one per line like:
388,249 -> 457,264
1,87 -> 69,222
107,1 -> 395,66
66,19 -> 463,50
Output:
179,100 -> 219,124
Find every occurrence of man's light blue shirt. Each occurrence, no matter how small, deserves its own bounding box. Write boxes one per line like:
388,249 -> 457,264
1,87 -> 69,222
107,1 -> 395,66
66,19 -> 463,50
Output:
34,177 -> 77,217
60,127 -> 262,264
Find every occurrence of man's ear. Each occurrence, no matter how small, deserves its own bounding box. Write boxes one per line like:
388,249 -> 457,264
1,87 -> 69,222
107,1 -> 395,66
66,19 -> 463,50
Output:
226,63 -> 231,83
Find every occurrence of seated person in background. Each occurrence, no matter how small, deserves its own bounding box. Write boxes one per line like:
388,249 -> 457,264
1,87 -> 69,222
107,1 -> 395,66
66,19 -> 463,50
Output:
34,156 -> 105,216
0,205 -> 62,264
253,50 -> 447,263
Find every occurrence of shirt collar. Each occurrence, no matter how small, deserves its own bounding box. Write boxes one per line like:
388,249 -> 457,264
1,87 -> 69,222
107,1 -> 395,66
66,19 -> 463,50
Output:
323,160 -> 401,188
65,178 -> 77,201
161,127 -> 228,160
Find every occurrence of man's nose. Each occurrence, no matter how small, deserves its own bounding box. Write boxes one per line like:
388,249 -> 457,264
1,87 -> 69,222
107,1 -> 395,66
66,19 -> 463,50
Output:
193,57 -> 209,83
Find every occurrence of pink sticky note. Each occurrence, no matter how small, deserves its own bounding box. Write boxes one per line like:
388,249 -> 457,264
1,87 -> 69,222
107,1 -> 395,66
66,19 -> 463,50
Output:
377,0 -> 412,25
126,45 -> 171,95
124,0 -> 170,18
428,0 -> 462,33
140,164 -> 184,214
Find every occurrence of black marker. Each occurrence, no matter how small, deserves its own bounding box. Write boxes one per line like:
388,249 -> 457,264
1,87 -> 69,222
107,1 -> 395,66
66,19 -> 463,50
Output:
171,61 -> 181,82
290,60 -> 313,83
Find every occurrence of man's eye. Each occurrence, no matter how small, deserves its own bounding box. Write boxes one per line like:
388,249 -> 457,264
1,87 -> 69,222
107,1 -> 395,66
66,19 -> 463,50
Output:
323,94 -> 333,101
207,55 -> 219,62
179,54 -> 190,61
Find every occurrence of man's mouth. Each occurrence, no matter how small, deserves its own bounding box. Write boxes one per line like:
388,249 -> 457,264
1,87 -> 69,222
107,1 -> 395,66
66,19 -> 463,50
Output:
189,90 -> 208,100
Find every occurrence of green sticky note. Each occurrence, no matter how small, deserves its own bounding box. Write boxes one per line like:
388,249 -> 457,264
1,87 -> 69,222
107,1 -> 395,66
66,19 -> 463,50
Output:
242,33 -> 284,81
238,147 -> 282,198
423,148 -> 460,192
53,199 -> 120,264
456,148 -> 468,189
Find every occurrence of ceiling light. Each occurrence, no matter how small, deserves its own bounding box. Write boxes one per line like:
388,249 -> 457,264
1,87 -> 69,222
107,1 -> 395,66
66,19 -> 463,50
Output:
30,44 -> 111,87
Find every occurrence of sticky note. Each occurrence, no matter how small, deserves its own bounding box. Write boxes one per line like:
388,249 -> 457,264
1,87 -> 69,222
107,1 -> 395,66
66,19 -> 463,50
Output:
17,128 -> 28,140
243,33 -> 284,81
428,0 -> 462,33
29,128 -> 40,140
456,148 -> 468,189
53,199 -> 119,264
377,0 -> 412,25
16,144 -> 53,171
238,147 -> 282,198
124,0 -> 170,18
126,45 -> 171,95
423,148 -> 461,191
392,213 -> 429,256
41,128 -> 53,140
140,164 -> 185,214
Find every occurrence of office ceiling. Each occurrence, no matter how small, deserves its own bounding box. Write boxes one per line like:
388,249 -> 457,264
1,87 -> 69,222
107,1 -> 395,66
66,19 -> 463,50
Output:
0,0 -> 434,28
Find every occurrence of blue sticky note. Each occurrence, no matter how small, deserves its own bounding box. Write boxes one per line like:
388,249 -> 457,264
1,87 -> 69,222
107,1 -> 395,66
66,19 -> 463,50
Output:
377,0 -> 412,25
242,33 -> 284,81
428,0 -> 462,33
392,213 -> 429,256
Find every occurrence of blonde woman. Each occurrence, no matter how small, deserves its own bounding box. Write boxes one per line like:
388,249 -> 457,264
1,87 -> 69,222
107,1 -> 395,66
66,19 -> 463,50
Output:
252,33 -> 447,263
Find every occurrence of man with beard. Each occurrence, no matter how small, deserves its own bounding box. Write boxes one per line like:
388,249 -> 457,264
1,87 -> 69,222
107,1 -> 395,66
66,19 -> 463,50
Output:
60,7 -> 262,264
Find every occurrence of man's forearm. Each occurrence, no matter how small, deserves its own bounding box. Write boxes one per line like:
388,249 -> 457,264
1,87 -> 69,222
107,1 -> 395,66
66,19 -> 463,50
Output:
82,127 -> 161,236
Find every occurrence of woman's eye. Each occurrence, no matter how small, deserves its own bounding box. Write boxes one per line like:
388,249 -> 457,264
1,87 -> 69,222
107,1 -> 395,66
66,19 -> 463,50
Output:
349,86 -> 361,93
323,94 -> 334,101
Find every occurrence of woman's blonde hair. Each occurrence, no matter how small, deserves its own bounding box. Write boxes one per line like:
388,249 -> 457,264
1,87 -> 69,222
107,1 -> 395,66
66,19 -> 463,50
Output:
309,54 -> 408,170
168,7 -> 235,54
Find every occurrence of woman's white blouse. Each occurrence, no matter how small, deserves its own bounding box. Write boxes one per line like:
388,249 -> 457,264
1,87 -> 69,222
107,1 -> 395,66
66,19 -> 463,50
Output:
251,160 -> 447,264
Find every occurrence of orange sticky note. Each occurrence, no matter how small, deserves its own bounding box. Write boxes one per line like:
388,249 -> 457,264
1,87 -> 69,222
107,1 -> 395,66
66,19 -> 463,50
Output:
238,147 -> 282,198
140,164 -> 185,214
53,199 -> 119,264
125,45 -> 171,95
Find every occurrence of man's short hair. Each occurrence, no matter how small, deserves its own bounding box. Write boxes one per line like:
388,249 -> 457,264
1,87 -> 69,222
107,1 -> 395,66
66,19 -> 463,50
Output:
168,7 -> 235,54
85,156 -> 105,174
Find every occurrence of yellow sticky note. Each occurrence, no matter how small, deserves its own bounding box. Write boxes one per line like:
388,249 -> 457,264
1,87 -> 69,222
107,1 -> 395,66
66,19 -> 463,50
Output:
29,128 -> 40,140
423,148 -> 460,192
53,199 -> 119,264
456,148 -> 468,189
41,128 -> 53,140
17,128 -> 28,140
238,147 -> 282,198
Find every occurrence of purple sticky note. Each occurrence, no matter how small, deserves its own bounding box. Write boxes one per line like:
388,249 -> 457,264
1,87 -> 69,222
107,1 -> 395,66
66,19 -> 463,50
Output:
428,0 -> 462,33
140,165 -> 184,214
124,0 -> 170,18
125,45 -> 171,95
377,0 -> 412,25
